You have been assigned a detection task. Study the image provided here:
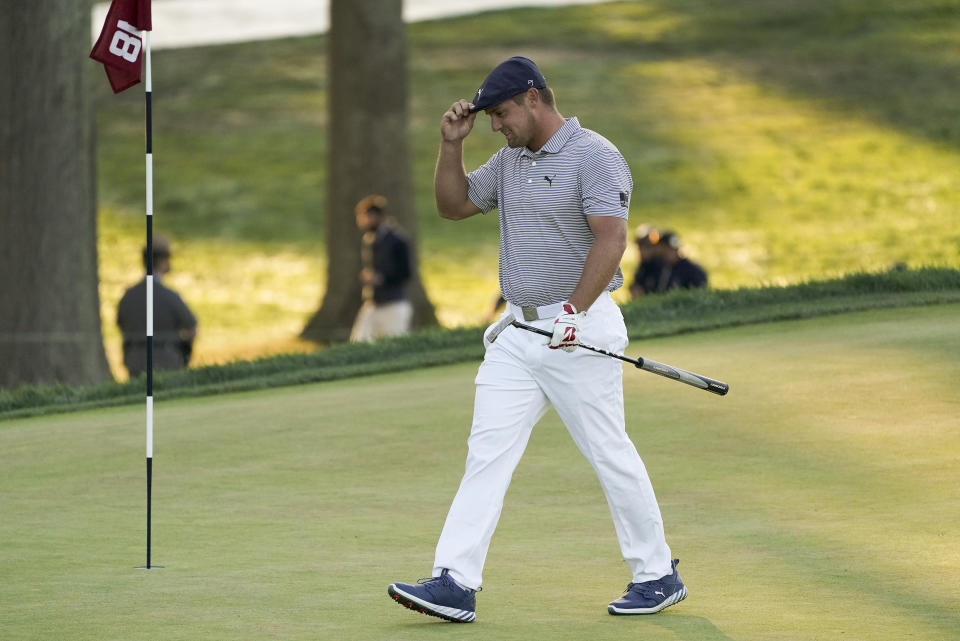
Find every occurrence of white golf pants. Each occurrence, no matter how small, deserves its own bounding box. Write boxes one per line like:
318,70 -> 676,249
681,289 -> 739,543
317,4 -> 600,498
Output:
433,293 -> 673,589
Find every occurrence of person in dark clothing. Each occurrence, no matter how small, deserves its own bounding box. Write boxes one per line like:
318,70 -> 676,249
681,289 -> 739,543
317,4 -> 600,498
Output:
117,235 -> 198,377
350,195 -> 413,342
630,226 -> 708,298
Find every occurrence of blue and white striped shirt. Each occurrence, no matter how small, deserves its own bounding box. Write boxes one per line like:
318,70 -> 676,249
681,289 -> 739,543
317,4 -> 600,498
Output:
467,117 -> 632,307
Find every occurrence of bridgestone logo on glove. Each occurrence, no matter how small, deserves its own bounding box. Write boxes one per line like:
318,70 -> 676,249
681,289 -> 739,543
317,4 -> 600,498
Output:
549,303 -> 585,352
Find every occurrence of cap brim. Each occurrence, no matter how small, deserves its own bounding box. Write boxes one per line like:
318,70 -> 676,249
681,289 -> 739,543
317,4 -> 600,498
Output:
469,100 -> 492,113
468,94 -> 509,113
470,85 -> 544,113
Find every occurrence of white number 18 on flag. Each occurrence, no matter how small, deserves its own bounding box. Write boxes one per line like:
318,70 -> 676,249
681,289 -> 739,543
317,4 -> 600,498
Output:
109,20 -> 142,63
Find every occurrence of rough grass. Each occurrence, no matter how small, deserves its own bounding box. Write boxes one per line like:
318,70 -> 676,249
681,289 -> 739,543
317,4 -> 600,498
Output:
94,1 -> 960,376
2,305 -> 958,640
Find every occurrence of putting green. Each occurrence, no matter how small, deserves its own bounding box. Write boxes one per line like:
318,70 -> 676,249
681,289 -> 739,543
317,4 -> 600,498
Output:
2,305 -> 957,640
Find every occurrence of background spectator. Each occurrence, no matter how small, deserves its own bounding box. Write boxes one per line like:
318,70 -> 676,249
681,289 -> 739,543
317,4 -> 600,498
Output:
630,225 -> 708,298
117,235 -> 198,377
350,195 -> 413,342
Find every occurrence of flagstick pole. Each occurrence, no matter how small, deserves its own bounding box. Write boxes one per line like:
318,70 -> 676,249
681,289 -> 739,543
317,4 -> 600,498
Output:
138,27 -> 162,571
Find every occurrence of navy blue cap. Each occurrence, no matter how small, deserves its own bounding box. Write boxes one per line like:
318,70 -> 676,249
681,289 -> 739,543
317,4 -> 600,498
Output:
470,57 -> 547,113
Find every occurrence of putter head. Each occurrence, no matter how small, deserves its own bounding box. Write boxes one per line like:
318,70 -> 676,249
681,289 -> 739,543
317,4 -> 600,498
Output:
486,313 -> 517,344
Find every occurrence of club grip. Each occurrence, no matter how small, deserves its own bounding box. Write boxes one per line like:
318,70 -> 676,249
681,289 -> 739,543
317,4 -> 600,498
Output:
637,358 -> 730,396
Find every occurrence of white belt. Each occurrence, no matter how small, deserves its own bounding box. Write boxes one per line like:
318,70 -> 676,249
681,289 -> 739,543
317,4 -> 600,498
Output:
506,301 -> 565,322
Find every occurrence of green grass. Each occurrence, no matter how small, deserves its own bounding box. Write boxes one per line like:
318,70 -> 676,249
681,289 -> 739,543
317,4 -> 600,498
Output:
93,1 -> 960,376
2,305 -> 959,640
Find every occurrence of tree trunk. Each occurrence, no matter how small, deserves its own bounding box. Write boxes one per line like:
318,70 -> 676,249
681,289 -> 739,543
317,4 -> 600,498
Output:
301,0 -> 436,343
0,1 -> 113,388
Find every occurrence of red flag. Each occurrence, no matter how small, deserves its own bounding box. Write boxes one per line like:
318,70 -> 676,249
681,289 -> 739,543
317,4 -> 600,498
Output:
90,0 -> 153,93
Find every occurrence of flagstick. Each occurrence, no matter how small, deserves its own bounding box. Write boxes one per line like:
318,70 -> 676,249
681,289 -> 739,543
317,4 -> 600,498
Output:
137,28 -> 162,571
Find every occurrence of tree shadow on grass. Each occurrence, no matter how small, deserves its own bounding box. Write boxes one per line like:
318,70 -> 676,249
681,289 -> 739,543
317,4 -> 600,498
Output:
632,0 -> 960,149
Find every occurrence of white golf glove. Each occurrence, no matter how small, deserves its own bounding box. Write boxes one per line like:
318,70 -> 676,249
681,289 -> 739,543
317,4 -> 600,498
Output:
548,303 -> 585,352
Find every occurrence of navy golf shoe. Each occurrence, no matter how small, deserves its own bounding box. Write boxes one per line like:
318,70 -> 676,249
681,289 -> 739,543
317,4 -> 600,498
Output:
388,569 -> 477,623
608,558 -> 687,615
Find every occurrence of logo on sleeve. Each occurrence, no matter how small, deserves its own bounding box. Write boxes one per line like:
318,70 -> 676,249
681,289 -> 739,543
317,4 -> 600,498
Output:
619,192 -> 629,207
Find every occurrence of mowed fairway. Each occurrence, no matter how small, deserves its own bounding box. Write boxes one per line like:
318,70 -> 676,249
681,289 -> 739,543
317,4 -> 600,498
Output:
2,305 -> 958,641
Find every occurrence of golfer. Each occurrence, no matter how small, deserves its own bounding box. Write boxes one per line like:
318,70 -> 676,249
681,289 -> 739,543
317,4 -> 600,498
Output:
388,56 -> 686,622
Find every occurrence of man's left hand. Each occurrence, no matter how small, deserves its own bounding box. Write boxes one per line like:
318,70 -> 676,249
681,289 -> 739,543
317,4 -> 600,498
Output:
548,303 -> 585,352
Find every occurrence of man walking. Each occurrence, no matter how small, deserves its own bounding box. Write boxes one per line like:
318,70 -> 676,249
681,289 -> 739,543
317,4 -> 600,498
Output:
387,57 -> 686,622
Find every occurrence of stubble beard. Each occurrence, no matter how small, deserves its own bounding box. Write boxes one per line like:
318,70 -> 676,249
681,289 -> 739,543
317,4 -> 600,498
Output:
504,129 -> 529,149
506,110 -> 537,149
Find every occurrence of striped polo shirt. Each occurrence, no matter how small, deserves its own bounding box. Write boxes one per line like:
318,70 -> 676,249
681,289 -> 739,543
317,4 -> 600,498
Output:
467,117 -> 632,308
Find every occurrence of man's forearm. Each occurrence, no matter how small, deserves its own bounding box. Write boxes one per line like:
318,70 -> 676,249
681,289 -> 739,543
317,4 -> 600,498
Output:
434,140 -> 471,220
568,233 -> 627,312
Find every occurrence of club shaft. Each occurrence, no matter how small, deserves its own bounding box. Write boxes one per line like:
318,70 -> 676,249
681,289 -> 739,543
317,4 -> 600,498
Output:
509,320 -> 729,396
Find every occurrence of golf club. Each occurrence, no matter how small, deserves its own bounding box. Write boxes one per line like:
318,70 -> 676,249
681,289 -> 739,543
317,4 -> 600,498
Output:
488,314 -> 729,396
